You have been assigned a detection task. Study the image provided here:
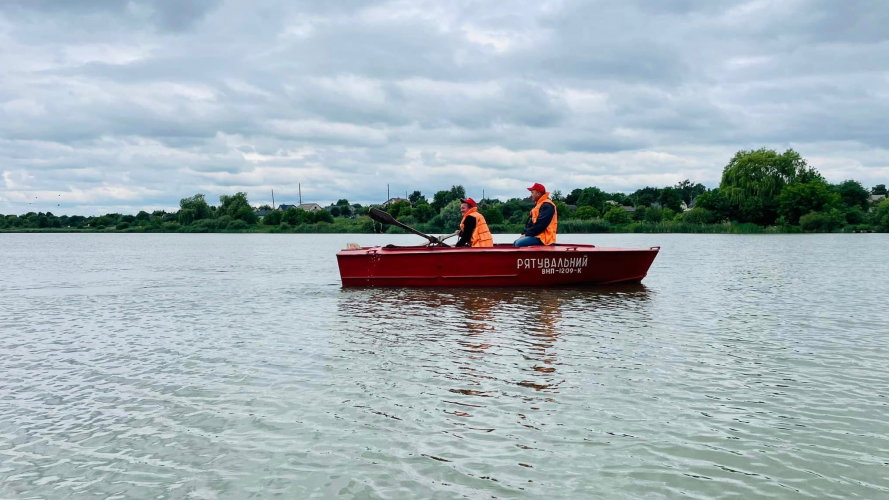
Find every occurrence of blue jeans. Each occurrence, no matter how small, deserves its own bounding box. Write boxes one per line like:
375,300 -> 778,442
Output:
514,236 -> 544,247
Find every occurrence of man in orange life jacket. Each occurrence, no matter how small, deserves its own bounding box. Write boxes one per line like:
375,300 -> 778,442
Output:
455,198 -> 494,247
514,183 -> 558,247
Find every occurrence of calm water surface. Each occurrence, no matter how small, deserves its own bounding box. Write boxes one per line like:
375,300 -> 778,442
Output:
1,233 -> 887,499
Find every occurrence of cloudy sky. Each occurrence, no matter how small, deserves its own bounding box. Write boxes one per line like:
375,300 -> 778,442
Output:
1,0 -> 888,215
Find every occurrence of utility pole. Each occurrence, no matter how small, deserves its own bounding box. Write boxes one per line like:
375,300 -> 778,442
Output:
483,189 -> 485,201
271,189 -> 275,210
387,184 -> 390,202
298,184 -> 302,205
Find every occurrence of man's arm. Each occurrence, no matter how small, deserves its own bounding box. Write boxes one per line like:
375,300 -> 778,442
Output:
524,203 -> 554,237
455,216 -> 475,247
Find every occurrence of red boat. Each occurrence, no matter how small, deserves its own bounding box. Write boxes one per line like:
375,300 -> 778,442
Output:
337,243 -> 660,287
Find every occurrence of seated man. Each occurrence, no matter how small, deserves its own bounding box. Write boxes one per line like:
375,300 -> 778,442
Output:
455,198 -> 493,247
514,183 -> 558,247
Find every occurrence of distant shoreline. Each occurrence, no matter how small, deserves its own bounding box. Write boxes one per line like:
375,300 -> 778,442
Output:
2,222 -> 881,235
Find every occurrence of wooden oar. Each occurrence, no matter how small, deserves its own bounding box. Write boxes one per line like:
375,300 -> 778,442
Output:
433,233 -> 457,246
369,208 -> 441,245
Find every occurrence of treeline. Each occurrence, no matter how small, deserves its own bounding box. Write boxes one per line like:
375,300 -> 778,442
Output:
3,149 -> 888,234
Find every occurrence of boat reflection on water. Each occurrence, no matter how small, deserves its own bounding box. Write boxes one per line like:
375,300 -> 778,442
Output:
336,285 -> 652,404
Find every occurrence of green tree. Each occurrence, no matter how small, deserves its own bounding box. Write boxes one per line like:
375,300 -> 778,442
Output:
412,204 -> 435,222
431,185 -> 466,213
608,193 -> 629,205
604,206 -> 631,224
631,187 -> 661,208
799,210 -> 844,232
439,199 -> 463,231
658,187 -> 683,212
236,206 -> 258,224
577,187 -> 607,211
312,210 -> 334,224
388,200 -> 412,219
644,208 -> 664,223
283,207 -> 310,225
336,199 -> 350,206
481,205 -> 504,224
178,209 -> 195,226
574,206 -> 599,219
554,201 -> 570,219
228,220 -> 248,231
844,206 -> 866,225
339,205 -> 352,217
408,191 -> 425,205
136,210 -> 150,221
215,215 -> 233,229
778,180 -> 840,225
720,148 -> 819,205
330,206 -> 341,217
262,210 -> 282,226
218,192 -> 252,220
675,180 -> 708,205
180,194 -> 212,220
835,180 -> 869,210
875,198 -> 889,231
565,189 -> 583,205
501,198 -> 531,221
873,184 -> 887,196
682,207 -> 711,224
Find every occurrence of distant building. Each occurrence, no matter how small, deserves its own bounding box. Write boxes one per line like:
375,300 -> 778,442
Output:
274,203 -> 323,212
871,194 -> 886,204
680,201 -> 689,212
254,208 -> 272,217
381,198 -> 408,208
298,203 -> 324,212
621,206 -> 636,213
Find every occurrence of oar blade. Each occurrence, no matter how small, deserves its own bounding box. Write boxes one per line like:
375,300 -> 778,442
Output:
368,207 -> 438,244
368,207 -> 397,225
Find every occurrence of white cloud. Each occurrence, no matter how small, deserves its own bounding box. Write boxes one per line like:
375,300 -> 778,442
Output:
224,79 -> 272,98
310,75 -> 387,104
267,119 -> 388,145
63,43 -> 153,66
0,0 -> 887,214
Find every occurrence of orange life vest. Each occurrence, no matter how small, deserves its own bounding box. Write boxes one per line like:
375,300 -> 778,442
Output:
460,208 -> 494,247
530,193 -> 558,245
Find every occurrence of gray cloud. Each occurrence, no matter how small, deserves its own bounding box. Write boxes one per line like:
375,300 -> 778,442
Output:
4,0 -> 222,33
1,0 -> 887,215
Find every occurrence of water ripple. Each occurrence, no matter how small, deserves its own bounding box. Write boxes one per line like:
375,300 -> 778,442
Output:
1,233 -> 888,499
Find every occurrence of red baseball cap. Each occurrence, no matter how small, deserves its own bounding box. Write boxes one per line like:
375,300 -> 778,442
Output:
527,183 -> 546,193
460,198 -> 477,208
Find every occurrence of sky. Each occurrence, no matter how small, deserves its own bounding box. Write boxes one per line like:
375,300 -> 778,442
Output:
1,0 -> 888,215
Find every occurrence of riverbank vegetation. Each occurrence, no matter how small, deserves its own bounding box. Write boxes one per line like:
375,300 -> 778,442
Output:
3,149 -> 888,234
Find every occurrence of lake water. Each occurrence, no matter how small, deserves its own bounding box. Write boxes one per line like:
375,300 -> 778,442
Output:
1,233 -> 887,499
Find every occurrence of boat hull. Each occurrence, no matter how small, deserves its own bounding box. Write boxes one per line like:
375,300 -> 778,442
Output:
336,244 -> 659,287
